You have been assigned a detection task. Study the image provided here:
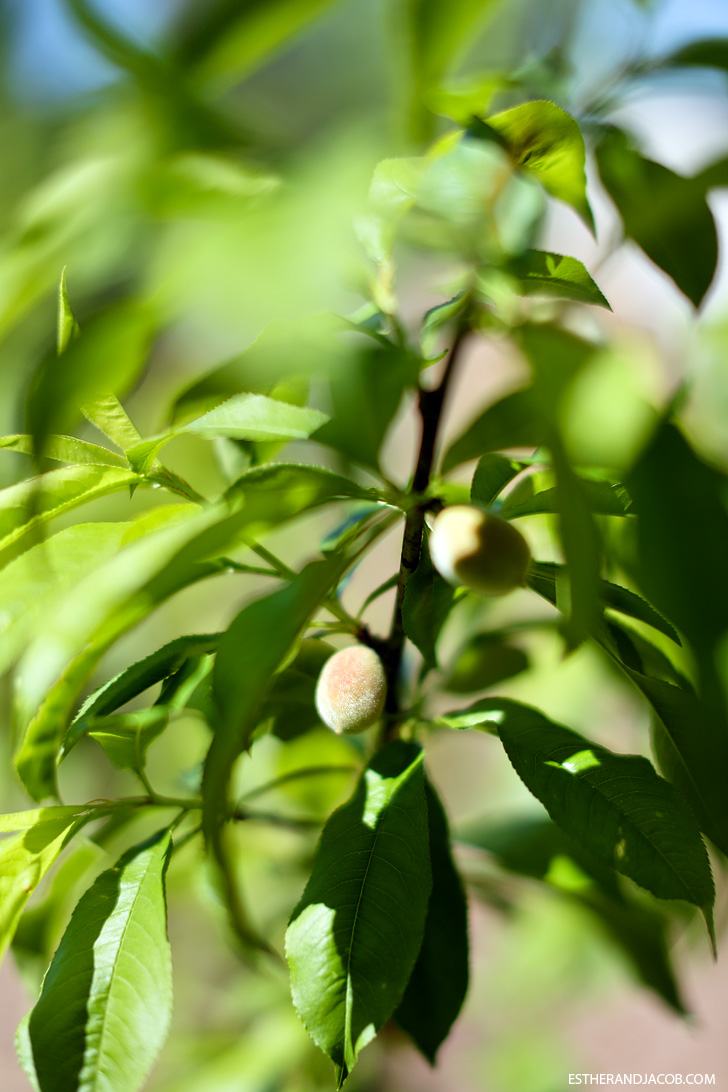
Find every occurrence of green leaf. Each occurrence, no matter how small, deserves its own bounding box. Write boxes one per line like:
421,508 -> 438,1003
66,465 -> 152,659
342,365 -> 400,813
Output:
285,741 -> 432,1085
128,396 -> 330,474
63,633 -> 221,758
226,462 -> 379,509
28,303 -> 152,455
527,562 -> 728,856
456,815 -> 686,1012
0,806 -> 94,968
0,466 -> 140,567
444,633 -> 528,693
596,130 -> 718,307
82,394 -> 143,454
470,454 -> 527,507
405,0 -> 502,84
314,344 -> 420,473
394,779 -> 468,1063
261,639 -> 335,741
402,529 -> 456,668
503,479 -> 633,519
0,434 -> 128,468
26,830 -> 173,1092
506,250 -> 611,308
442,388 -> 542,473
527,561 -> 680,645
56,267 -> 80,356
519,324 -> 602,645
658,38 -> 728,72
204,559 -> 346,952
87,708 -> 171,772
490,698 -> 715,926
485,101 -> 594,231
177,0 -> 343,88
0,523 -> 130,676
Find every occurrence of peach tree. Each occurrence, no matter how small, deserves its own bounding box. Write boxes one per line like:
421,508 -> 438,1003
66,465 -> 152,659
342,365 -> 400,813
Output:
1,2 -> 728,1091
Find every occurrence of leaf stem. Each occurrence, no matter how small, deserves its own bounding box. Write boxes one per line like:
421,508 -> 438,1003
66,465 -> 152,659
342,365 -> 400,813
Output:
237,764 -> 358,803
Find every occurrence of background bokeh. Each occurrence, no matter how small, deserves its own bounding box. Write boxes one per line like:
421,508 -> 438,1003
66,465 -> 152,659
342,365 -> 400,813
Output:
1,1 -> 728,1090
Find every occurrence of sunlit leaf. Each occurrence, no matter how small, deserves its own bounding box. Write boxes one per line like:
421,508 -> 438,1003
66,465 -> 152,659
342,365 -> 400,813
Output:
394,779 -> 468,1062
0,434 -> 127,468
56,268 -> 80,356
286,741 -> 431,1086
128,396 -> 330,475
0,806 -> 95,968
26,830 -> 173,1092
484,101 -> 594,231
506,250 -> 610,308
0,466 -> 140,568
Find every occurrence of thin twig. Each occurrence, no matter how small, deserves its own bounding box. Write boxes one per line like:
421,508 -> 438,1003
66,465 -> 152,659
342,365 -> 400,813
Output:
381,328 -> 469,736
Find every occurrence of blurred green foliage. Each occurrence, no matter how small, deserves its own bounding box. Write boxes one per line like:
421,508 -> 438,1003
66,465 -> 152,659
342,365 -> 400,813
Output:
0,1 -> 728,1091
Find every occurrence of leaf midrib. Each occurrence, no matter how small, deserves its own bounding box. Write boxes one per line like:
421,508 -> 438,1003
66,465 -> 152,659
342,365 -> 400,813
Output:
85,850 -> 161,1092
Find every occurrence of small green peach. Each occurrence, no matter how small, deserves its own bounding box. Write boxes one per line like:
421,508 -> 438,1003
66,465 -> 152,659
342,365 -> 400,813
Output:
429,504 -> 531,596
315,645 -> 387,735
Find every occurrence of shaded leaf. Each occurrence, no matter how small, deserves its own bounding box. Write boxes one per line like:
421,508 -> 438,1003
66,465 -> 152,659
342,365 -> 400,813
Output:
489,698 -> 714,926
503,479 -> 633,519
27,830 -> 173,1092
596,130 -> 717,307
63,633 -> 221,758
314,344 -> 419,473
226,462 -> 379,509
442,388 -> 542,473
444,633 -> 528,693
261,639 -> 335,741
394,778 -> 468,1063
457,815 -> 685,1012
527,561 -> 680,644
402,529 -> 456,668
286,742 -> 431,1085
87,709 -> 171,772
659,38 -> 728,72
470,454 -> 527,507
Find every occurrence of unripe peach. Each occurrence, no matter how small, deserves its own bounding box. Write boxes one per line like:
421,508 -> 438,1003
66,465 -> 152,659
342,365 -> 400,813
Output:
315,645 -> 387,735
429,505 -> 530,596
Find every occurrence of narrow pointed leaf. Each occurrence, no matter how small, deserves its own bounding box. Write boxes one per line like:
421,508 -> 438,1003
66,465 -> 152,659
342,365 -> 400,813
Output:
528,561 -> 680,644
485,101 -> 594,231
470,454 -> 527,507
286,742 -> 432,1084
402,529 -> 456,668
0,466 -> 140,567
0,435 -> 127,467
596,131 -> 717,307
506,250 -> 611,308
488,698 -> 714,925
394,779 -> 468,1063
504,479 -> 633,519
128,397 -> 330,473
27,830 -> 173,1092
0,806 -> 94,967
56,268 -> 80,356
442,388 -> 542,473
63,633 -> 221,757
